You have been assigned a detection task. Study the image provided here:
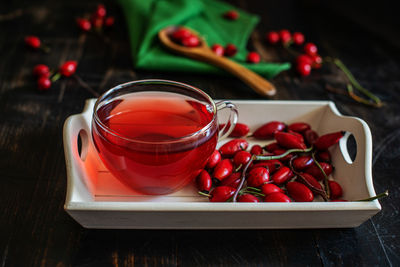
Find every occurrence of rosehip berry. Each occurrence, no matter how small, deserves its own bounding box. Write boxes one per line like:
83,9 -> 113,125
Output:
219,122 -> 250,138
288,122 -> 311,133
316,150 -> 331,163
287,181 -> 314,202
296,61 -> 312,76
261,183 -> 284,196
37,77 -> 51,91
279,29 -> 291,45
271,166 -> 293,184
238,194 -> 259,202
297,173 -> 323,191
171,27 -> 192,42
250,145 -> 263,156
95,4 -> 107,18
246,52 -> 260,63
59,61 -> 78,77
33,64 -> 50,78
266,31 -> 280,44
253,121 -> 286,139
223,10 -> 239,20
292,155 -> 314,171
296,54 -> 313,65
265,192 -> 291,202
310,54 -> 322,69
275,131 -> 307,149
251,159 -> 282,174
304,42 -> 318,56
206,150 -> 221,169
292,32 -> 305,45
224,44 -> 237,57
196,170 -> 212,193
305,162 -> 333,181
181,35 -> 200,47
209,186 -> 236,202
233,150 -> 252,167
328,180 -> 343,199
25,36 -> 41,49
104,16 -> 115,27
304,129 -> 319,146
220,172 -> 241,188
313,131 -> 345,150
264,142 -> 281,153
77,18 -> 91,32
247,167 -> 270,187
213,159 -> 233,182
219,139 -> 248,157
211,44 -> 224,56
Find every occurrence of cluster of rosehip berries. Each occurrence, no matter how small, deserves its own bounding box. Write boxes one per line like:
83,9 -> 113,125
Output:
266,29 -> 322,76
32,61 -> 78,91
170,26 -> 261,64
196,120 -> 345,202
76,4 -> 114,32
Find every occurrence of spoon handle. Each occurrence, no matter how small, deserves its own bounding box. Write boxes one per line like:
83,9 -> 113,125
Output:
192,50 -> 276,96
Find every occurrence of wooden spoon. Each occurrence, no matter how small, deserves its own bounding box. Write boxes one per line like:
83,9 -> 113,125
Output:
158,26 -> 276,96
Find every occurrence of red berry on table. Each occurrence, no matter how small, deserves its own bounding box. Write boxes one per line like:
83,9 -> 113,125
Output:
296,54 -> 313,65
261,183 -> 284,196
266,31 -> 280,44
297,61 -> 312,76
37,77 -> 51,91
33,64 -> 50,78
181,35 -> 200,47
223,10 -> 239,20
292,32 -> 305,45
246,52 -> 260,63
279,29 -> 291,45
95,4 -> 107,18
224,44 -> 237,57
233,150 -> 252,167
250,144 -> 263,156
104,16 -> 115,27
59,61 -> 78,77
25,36 -> 41,49
310,54 -> 322,69
213,159 -> 233,182
219,139 -> 248,157
247,167 -> 270,187
304,42 -> 318,56
211,44 -> 224,56
253,121 -> 286,139
77,18 -> 92,32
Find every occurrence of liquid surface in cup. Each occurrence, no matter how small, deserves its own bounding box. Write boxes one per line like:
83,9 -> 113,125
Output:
93,91 -> 218,195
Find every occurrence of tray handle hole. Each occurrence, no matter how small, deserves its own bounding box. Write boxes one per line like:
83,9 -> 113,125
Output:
77,129 -> 89,161
339,132 -> 357,164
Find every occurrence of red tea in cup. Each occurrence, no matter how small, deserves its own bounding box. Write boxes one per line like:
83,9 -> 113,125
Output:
92,80 -> 237,195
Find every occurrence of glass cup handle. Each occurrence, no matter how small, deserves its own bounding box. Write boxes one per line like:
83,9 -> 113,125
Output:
215,101 -> 238,140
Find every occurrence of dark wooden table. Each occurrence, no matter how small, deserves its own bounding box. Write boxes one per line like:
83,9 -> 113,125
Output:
1,0 -> 399,266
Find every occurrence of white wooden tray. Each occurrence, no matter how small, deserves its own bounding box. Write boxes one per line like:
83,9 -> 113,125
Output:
63,99 -> 381,229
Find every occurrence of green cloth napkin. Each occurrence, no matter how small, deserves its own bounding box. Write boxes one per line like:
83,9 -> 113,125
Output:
118,0 -> 290,79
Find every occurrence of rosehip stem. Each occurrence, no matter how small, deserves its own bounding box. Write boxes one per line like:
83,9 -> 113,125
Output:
198,191 -> 211,197
356,190 -> 388,202
232,155 -> 256,202
311,151 -> 330,199
235,164 -> 242,172
325,57 -> 382,108
255,146 -> 313,161
246,186 -> 261,192
51,72 -> 61,82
